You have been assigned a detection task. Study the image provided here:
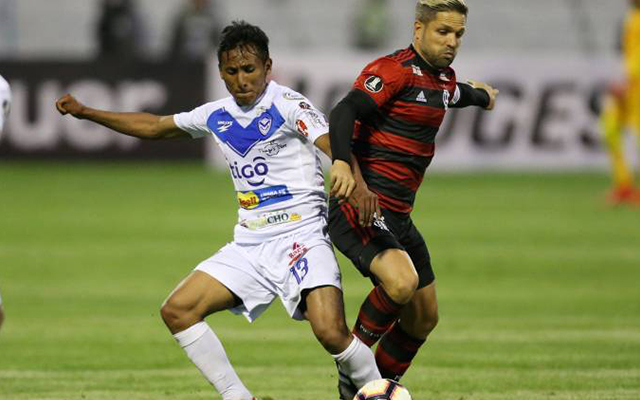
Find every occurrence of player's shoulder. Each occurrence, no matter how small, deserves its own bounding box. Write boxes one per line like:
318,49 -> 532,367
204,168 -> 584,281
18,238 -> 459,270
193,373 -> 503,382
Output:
362,47 -> 415,76
0,74 -> 10,95
270,81 -> 318,111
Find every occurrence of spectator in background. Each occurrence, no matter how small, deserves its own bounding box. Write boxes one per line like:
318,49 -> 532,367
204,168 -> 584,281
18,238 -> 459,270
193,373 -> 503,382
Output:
168,0 -> 222,62
352,0 -> 390,51
96,0 -> 148,60
600,0 -> 640,205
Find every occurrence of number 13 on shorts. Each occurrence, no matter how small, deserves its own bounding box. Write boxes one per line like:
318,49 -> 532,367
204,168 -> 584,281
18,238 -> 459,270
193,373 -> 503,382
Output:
289,257 -> 309,284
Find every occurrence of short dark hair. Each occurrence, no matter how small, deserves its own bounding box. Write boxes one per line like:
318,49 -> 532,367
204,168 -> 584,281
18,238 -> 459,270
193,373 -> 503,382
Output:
415,0 -> 468,23
217,21 -> 270,64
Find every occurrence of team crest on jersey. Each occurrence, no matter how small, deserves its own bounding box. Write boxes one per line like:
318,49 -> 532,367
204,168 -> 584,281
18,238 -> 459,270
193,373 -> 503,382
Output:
364,75 -> 384,93
258,115 -> 272,136
207,104 -> 285,157
442,90 -> 450,110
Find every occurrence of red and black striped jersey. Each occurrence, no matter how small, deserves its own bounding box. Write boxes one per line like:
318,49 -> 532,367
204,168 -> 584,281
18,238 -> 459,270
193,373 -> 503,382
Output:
351,45 -> 461,214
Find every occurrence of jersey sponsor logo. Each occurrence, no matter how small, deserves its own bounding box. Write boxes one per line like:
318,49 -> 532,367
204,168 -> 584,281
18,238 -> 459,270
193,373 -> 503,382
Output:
217,120 -> 233,132
283,91 -> 305,101
229,156 -> 269,187
296,119 -> 309,137
240,210 -> 301,230
207,104 -> 285,157
259,140 -> 287,157
416,90 -> 427,103
237,185 -> 293,210
443,90 -> 450,110
303,110 -> 328,129
411,65 -> 423,76
258,115 -> 272,136
364,75 -> 384,93
288,242 -> 309,266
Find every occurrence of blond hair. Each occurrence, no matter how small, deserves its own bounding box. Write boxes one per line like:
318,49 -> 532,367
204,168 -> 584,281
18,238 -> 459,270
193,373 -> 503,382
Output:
416,0 -> 468,22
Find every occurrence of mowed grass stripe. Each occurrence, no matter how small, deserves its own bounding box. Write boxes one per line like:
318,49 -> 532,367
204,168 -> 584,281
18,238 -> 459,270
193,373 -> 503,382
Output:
1,162 -> 639,400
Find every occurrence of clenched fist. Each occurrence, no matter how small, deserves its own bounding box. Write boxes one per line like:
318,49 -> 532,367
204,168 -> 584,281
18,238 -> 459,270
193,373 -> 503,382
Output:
55,94 -> 86,118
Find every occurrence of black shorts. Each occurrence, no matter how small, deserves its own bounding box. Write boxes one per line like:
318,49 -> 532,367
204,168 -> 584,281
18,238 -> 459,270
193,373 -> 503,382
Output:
328,198 -> 435,289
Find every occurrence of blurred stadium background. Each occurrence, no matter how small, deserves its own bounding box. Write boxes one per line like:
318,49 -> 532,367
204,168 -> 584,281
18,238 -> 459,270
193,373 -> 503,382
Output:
1,1 -> 639,400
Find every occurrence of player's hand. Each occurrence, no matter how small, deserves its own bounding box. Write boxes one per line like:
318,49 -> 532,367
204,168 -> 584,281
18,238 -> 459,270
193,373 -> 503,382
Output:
55,94 -> 86,118
467,79 -> 499,110
330,159 -> 356,200
348,181 -> 381,227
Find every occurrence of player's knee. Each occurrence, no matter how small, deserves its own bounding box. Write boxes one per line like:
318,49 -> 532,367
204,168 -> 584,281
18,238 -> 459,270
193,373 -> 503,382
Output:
384,271 -> 419,304
160,298 -> 196,331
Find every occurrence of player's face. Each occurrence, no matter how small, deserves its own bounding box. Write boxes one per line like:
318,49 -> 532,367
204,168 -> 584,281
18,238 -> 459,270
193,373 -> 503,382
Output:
413,11 -> 466,69
219,45 -> 272,106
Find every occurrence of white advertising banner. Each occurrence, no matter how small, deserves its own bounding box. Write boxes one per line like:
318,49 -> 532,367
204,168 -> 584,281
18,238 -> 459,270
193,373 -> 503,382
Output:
208,52 -> 627,171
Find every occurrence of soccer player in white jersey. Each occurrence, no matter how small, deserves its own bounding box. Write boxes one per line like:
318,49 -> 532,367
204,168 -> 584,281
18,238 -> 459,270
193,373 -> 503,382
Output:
0,73 -> 11,332
55,21 -> 380,400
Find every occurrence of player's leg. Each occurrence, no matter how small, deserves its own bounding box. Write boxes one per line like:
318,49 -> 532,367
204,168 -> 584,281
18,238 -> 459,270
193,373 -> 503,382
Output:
376,283 -> 438,380
601,89 -> 634,203
375,222 -> 438,381
328,201 -> 418,348
161,270 -> 254,400
304,285 -> 381,390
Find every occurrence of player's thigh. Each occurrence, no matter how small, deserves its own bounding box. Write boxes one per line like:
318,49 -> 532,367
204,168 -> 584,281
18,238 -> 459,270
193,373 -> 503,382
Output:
164,270 -> 238,316
398,282 -> 439,339
328,199 -> 404,279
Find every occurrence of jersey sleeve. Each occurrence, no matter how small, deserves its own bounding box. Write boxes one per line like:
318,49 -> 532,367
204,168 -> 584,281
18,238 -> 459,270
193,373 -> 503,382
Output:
352,57 -> 408,107
280,92 -> 329,144
173,103 -> 211,139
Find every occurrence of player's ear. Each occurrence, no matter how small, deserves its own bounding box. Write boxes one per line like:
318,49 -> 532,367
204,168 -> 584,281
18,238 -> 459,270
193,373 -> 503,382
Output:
414,20 -> 424,41
265,58 -> 273,75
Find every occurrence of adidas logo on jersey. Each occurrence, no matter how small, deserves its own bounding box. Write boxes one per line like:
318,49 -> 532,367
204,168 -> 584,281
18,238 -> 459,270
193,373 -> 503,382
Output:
416,91 -> 427,103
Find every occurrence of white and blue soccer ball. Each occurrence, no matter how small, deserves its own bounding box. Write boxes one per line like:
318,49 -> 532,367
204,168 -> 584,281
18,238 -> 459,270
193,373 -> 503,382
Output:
354,379 -> 412,400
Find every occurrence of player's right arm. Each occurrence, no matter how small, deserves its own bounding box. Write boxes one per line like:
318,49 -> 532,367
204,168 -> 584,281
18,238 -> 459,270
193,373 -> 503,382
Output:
55,94 -> 189,140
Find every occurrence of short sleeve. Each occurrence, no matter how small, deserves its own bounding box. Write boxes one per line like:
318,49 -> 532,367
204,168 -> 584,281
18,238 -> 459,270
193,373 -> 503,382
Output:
281,94 -> 329,143
352,58 -> 408,108
173,104 -> 211,139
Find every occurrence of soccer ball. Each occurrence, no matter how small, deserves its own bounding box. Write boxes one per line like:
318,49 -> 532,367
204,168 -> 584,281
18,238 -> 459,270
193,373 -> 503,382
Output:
354,379 -> 412,400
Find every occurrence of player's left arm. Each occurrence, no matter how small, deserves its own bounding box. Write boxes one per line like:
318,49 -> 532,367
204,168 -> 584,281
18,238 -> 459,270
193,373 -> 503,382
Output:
450,80 -> 499,110
315,134 -> 380,227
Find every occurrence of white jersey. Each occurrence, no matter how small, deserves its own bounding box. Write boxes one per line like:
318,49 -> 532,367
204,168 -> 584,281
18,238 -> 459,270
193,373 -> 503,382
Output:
0,74 -> 11,132
174,81 -> 329,243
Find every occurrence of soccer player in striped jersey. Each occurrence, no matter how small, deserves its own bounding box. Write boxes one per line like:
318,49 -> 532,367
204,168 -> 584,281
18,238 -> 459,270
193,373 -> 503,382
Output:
328,1 -> 498,396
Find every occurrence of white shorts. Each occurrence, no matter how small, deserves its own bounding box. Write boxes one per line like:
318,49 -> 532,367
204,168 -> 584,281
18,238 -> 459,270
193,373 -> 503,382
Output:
195,218 -> 342,322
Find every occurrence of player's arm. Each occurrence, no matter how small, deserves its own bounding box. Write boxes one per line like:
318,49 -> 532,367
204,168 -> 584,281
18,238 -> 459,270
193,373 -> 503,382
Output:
55,94 -> 189,140
328,90 -> 379,200
451,80 -> 499,110
315,133 -> 380,226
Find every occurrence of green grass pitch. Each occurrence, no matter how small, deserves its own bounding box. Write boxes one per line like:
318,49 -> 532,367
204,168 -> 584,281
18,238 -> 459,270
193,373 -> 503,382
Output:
0,162 -> 639,400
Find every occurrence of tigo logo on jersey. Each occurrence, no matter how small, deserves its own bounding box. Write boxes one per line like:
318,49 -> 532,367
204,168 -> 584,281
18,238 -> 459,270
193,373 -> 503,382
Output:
229,156 -> 269,187
364,75 -> 384,93
237,185 -> 293,210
